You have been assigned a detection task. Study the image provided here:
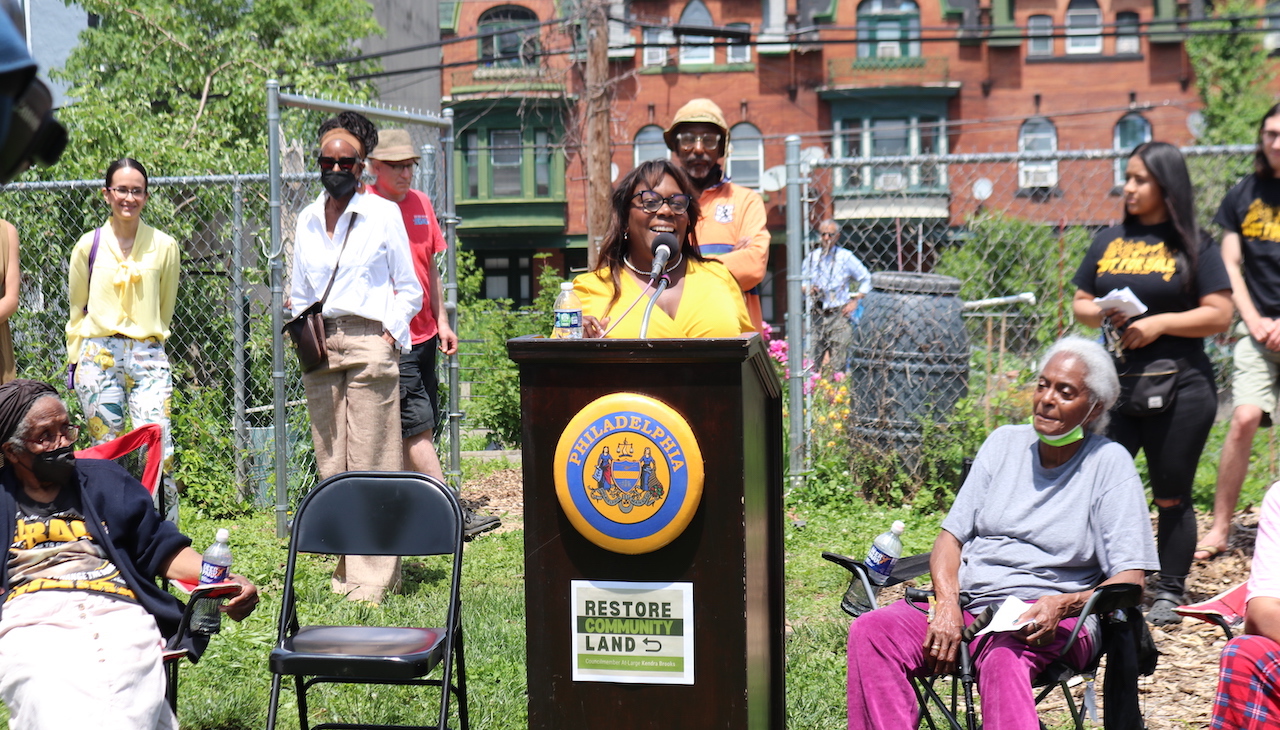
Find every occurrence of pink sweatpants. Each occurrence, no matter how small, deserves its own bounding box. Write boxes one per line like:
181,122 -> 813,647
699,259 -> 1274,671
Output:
847,599 -> 1095,730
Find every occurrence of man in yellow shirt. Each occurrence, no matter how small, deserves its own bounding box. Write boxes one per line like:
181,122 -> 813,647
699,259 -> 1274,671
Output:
664,99 -> 770,331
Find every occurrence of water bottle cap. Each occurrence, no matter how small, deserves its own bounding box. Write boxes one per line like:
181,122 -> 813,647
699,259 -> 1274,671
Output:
891,520 -> 905,534
215,528 -> 230,542
561,281 -> 574,291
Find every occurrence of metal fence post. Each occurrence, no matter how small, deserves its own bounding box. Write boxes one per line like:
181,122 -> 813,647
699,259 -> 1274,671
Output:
785,135 -> 805,490
266,79 -> 288,538
441,108 -> 462,491
231,175 -> 248,498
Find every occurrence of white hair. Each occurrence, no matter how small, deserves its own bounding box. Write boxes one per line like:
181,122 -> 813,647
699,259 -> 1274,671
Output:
1040,335 -> 1119,433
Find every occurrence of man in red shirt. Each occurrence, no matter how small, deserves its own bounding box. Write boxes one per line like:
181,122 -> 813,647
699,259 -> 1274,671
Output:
664,98 -> 770,331
367,129 -> 499,538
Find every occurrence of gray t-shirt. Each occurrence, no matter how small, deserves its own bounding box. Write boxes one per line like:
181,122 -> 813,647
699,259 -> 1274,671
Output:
941,424 -> 1159,610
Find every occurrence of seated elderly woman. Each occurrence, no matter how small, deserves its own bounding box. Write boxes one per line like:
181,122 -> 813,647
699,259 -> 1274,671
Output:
1211,482 -> 1280,729
0,380 -> 259,729
576,159 -> 753,338
847,336 -> 1159,730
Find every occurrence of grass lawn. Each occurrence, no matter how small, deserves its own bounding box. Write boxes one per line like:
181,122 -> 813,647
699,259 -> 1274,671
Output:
2,414 -> 1275,728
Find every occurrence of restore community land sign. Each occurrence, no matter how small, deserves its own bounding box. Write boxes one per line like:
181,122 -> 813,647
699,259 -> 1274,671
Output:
571,580 -> 694,684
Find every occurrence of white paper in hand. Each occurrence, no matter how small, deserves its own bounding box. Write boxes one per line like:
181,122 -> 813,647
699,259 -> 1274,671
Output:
1092,287 -> 1148,318
973,595 -> 1036,636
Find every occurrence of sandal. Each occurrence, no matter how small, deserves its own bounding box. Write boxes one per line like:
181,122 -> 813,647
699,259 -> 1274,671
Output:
1194,544 -> 1227,561
1147,596 -> 1184,627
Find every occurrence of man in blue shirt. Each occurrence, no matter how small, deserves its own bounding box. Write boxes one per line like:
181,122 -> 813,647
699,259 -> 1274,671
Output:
802,219 -> 871,372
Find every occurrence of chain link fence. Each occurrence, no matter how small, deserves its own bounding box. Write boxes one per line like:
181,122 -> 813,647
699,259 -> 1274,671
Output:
0,105 -> 453,521
792,144 -> 1255,476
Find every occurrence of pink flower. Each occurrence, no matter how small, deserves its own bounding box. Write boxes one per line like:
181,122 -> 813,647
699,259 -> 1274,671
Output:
833,371 -> 846,383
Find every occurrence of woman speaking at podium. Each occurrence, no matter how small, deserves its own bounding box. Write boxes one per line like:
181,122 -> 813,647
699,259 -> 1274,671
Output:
576,160 -> 753,339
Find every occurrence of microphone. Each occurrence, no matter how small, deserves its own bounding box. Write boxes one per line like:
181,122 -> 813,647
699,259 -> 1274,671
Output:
649,233 -> 678,279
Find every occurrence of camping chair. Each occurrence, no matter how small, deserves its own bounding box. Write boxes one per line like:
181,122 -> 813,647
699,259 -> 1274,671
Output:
825,552 -> 1153,730
75,423 -> 238,713
1175,583 -> 1249,639
266,471 -> 470,730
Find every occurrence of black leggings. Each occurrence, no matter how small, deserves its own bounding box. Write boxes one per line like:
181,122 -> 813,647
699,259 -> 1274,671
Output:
1105,365 -> 1217,598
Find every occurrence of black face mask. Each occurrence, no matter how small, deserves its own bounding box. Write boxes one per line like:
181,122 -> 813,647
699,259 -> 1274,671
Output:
321,169 -> 359,200
31,444 -> 76,485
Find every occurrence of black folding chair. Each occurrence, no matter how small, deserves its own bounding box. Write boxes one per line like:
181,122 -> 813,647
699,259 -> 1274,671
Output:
826,552 -> 1153,730
266,471 -> 470,730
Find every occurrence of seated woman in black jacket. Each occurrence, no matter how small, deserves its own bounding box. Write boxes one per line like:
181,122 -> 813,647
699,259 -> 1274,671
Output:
0,379 -> 260,729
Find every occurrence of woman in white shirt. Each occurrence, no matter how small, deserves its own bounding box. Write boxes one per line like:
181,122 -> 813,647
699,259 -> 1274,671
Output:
290,112 -> 421,603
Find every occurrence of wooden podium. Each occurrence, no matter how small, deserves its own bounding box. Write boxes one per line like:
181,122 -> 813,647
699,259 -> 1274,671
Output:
508,334 -> 785,730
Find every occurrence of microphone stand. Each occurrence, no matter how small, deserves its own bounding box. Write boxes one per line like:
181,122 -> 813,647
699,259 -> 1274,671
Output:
638,273 -> 671,339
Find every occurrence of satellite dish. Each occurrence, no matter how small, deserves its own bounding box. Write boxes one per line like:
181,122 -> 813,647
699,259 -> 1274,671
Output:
801,146 -> 827,165
611,162 -> 619,182
760,165 -> 787,192
1187,111 -> 1205,140
972,177 -> 994,202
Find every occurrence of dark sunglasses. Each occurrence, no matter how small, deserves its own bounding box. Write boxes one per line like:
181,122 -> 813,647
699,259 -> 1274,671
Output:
631,190 -> 691,215
317,156 -> 360,172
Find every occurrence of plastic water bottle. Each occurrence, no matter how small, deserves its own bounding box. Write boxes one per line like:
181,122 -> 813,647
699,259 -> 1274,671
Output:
192,528 -> 232,635
864,520 -> 905,586
552,282 -> 583,339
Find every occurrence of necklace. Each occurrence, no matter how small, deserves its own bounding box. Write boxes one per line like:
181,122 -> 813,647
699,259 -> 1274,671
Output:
623,251 -> 684,277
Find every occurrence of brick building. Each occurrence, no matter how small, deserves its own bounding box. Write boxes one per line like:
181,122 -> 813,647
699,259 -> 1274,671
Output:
439,0 -> 1237,326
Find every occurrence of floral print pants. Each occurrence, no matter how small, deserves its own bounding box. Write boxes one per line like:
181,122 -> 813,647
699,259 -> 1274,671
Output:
74,336 -> 177,521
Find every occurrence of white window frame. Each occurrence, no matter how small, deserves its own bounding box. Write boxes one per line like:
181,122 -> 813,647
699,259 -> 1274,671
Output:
1065,8 -> 1102,54
727,123 -> 763,189
726,23 -> 751,64
1027,15 -> 1053,56
633,125 -> 669,166
1265,1 -> 1280,51
642,27 -> 674,66
1018,118 -> 1058,189
1115,12 -> 1140,54
678,0 -> 715,65
1113,113 -> 1152,186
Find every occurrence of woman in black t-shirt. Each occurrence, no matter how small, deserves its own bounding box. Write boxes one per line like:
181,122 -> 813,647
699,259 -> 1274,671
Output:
1071,141 -> 1234,625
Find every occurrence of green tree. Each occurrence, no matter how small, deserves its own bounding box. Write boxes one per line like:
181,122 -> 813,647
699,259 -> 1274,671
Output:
1185,0 -> 1276,146
48,0 -> 380,179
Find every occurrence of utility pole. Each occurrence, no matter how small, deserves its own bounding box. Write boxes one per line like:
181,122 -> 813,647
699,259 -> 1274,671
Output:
584,0 -> 611,269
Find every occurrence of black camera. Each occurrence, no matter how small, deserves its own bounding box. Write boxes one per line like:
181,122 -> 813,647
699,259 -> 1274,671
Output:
0,0 -> 65,184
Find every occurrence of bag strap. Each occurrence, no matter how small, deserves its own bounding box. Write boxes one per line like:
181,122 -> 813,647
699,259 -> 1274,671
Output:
317,211 -> 357,308
81,228 -> 101,315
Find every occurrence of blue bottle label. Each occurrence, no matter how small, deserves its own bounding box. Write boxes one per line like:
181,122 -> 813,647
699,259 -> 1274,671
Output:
554,310 -> 582,328
866,545 -> 896,578
200,562 -> 230,584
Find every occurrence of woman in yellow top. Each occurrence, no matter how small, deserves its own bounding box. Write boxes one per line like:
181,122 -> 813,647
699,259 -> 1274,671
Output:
576,159 -> 752,338
0,218 -> 21,383
64,158 -> 180,518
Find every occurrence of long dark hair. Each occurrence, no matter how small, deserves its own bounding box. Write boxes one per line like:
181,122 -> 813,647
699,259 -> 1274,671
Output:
1256,103 -> 1280,179
104,157 -> 148,190
1125,141 -> 1199,291
593,159 -> 707,314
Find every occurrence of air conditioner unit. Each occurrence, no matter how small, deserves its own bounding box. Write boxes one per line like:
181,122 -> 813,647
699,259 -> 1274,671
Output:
1020,166 -> 1057,189
876,172 -> 906,191
876,42 -> 901,58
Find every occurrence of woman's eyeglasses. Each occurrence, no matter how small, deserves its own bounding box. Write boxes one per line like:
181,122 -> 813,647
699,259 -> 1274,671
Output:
317,156 -> 360,172
631,190 -> 691,215
23,423 -> 79,450
107,186 -> 147,199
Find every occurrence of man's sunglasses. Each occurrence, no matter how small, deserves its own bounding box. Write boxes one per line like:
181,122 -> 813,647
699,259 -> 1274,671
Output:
317,156 -> 360,172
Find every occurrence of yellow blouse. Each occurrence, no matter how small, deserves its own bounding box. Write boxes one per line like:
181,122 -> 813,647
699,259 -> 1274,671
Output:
573,259 -> 753,339
65,221 -> 180,363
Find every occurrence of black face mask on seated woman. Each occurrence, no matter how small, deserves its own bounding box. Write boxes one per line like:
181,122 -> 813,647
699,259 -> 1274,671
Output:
321,169 -> 358,200
31,444 -> 76,486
